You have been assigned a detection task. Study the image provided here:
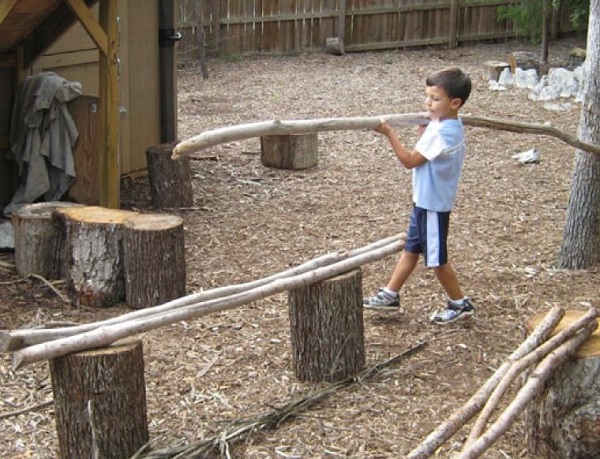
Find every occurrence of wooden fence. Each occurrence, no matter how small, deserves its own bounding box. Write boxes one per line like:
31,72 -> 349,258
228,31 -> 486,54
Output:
175,0 -> 580,61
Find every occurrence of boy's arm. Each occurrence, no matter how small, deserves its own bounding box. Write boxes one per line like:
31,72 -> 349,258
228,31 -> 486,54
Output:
375,121 -> 427,169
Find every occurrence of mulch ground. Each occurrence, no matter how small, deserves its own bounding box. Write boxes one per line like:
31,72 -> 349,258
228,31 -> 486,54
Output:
1,36 -> 597,458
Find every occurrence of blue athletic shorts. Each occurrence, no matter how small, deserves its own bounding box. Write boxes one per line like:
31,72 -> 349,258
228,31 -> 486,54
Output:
405,205 -> 450,267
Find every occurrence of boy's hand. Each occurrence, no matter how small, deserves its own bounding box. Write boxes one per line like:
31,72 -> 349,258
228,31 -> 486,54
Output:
374,119 -> 392,136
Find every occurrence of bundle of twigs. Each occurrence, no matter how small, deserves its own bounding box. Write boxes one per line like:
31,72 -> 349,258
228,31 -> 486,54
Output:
1,233 -> 406,369
133,341 -> 428,459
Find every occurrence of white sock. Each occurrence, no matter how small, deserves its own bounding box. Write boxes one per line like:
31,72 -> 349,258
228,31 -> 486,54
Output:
382,287 -> 399,298
449,297 -> 466,307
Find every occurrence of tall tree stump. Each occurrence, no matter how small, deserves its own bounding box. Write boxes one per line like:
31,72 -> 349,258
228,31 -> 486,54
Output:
288,268 -> 365,382
525,309 -> 600,458
11,201 -> 82,279
123,213 -> 186,309
146,142 -> 194,209
55,206 -> 138,307
50,339 -> 149,459
260,134 -> 318,170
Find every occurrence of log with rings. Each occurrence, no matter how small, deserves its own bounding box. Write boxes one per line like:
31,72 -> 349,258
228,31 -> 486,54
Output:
171,113 -> 600,158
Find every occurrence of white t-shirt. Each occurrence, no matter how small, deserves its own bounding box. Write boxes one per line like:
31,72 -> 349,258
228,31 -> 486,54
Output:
413,119 -> 466,212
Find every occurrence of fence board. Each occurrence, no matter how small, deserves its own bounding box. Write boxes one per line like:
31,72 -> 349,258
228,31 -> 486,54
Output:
177,0 -> 584,59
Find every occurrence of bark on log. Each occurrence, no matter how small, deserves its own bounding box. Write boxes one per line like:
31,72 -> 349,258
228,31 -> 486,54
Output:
123,213 -> 186,309
146,142 -> 194,209
55,206 -> 138,307
171,114 -> 600,158
525,309 -> 600,459
11,237 -> 405,369
12,201 -> 82,279
260,133 -> 318,170
1,233 -> 405,351
50,339 -> 149,459
288,269 -> 365,382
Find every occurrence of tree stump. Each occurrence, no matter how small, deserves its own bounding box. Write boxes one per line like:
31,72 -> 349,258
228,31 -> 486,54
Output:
288,268 -> 365,382
325,36 -> 345,55
123,213 -> 186,309
146,142 -> 194,209
482,60 -> 510,81
11,201 -> 82,279
50,339 -> 149,459
260,133 -> 318,170
55,206 -> 138,307
525,309 -> 600,458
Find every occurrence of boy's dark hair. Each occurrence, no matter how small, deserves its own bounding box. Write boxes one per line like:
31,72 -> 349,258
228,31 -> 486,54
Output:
426,67 -> 472,107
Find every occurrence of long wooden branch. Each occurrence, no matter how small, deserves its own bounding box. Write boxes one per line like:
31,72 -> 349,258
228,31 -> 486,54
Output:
0,233 -> 404,351
406,305 -> 566,459
459,320 -> 598,459
172,113 -> 600,159
463,307 -> 599,450
11,236 -> 406,369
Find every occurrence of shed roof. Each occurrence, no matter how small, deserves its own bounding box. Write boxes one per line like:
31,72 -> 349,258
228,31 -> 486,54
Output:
0,0 -> 98,67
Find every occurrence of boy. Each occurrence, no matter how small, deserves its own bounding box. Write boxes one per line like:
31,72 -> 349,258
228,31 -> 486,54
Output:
363,67 -> 474,325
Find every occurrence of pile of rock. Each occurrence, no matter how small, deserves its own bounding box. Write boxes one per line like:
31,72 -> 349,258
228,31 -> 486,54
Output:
485,48 -> 587,111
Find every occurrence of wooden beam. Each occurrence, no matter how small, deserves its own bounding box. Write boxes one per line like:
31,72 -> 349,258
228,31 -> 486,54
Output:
64,0 -> 108,55
22,0 -> 98,68
0,0 -> 17,26
98,0 -> 120,209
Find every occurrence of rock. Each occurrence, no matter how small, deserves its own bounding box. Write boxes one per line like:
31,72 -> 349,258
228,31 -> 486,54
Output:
0,219 -> 14,251
567,47 -> 586,70
514,68 -> 539,89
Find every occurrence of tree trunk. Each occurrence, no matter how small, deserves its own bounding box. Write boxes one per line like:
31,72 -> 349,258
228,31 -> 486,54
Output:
11,202 -> 82,279
123,213 -> 186,308
56,205 -> 138,307
559,0 -> 600,269
261,133 -> 318,170
525,309 -> 600,458
146,142 -> 194,209
288,269 -> 365,382
50,339 -> 149,459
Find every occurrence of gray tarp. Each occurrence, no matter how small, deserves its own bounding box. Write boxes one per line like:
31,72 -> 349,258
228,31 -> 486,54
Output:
3,72 -> 81,216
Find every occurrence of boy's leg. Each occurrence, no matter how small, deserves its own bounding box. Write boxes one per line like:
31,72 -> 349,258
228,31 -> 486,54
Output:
433,263 -> 463,301
363,251 -> 418,309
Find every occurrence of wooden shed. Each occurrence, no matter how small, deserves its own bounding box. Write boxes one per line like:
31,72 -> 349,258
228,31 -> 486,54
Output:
0,0 -> 178,211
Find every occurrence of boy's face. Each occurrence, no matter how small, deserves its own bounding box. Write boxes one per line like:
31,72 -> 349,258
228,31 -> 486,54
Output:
424,85 -> 462,121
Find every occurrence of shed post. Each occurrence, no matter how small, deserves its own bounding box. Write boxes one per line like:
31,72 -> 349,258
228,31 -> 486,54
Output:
159,0 -> 178,143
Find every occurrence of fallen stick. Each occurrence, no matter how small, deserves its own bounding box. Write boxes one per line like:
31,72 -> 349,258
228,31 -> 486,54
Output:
172,113 -> 600,158
458,320 -> 598,459
463,307 -> 599,449
0,233 -> 404,351
0,399 -> 53,420
134,340 -> 428,459
11,236 -> 406,369
406,305 -> 565,459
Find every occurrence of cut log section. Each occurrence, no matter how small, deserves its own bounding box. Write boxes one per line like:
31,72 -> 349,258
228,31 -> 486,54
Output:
50,339 -> 149,459
11,201 -> 83,279
261,133 -> 318,170
55,206 -> 138,307
288,268 -> 365,382
482,60 -> 510,81
525,309 -> 600,458
123,213 -> 186,309
146,142 -> 194,209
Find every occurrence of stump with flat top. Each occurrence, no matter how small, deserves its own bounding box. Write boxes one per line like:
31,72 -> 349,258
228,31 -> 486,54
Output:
50,339 -> 148,459
147,142 -> 194,209
55,206 -> 138,307
11,201 -> 82,279
525,309 -> 600,458
482,60 -> 510,81
123,213 -> 186,309
288,268 -> 365,382
260,133 -> 318,170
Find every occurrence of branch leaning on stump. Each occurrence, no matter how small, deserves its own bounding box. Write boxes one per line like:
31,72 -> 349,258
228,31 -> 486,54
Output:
0,233 -> 404,352
10,235 -> 406,369
172,113 -> 600,158
459,320 -> 598,459
407,306 -> 599,459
